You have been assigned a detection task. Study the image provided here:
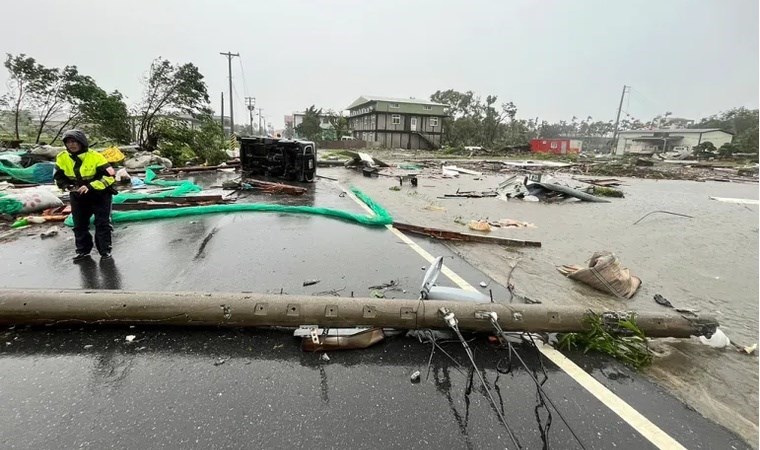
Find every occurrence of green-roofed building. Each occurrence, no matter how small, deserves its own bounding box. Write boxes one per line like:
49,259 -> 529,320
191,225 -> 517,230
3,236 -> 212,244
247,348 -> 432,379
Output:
346,96 -> 447,150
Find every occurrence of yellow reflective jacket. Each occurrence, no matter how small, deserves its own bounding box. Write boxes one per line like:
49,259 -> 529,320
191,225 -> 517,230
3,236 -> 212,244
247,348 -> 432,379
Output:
54,150 -> 115,192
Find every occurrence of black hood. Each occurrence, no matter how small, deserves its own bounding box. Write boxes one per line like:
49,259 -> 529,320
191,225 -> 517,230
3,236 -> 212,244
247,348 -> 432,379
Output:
62,129 -> 89,152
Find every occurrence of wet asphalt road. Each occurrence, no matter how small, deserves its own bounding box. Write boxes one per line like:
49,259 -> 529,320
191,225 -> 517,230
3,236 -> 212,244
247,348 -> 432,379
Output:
0,174 -> 751,449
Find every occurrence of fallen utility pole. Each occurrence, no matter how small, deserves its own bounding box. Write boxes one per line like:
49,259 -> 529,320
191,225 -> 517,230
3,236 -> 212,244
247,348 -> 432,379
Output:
0,289 -> 716,338
393,222 -> 542,247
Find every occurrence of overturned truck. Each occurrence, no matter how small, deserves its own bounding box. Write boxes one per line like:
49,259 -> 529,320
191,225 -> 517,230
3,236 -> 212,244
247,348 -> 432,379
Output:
238,136 -> 317,182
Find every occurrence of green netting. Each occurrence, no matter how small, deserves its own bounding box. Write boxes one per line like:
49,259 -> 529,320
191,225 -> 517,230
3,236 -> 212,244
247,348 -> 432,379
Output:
0,162 -> 55,184
65,187 -> 392,228
0,193 -> 23,215
112,168 -> 202,204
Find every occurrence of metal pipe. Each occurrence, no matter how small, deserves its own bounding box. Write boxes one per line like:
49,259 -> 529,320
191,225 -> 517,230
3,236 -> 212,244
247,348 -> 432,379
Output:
0,289 -> 717,338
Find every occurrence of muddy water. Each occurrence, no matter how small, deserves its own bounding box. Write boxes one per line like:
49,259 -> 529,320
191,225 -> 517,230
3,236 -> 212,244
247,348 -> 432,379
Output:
327,166 -> 759,445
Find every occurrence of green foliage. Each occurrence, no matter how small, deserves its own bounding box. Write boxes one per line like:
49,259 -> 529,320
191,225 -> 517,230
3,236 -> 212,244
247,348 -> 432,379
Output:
693,141 -> 717,159
326,110 -> 350,141
558,313 -> 653,369
593,186 -> 625,198
2,53 -> 131,145
4,53 -> 56,140
295,105 -> 323,141
137,57 -> 211,150
154,115 -> 227,166
718,142 -> 739,159
691,108 -> 759,154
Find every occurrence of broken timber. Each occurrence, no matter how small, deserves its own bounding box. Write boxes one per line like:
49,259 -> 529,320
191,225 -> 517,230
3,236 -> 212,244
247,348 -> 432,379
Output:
243,179 -> 307,195
393,222 -> 541,247
0,289 -> 716,338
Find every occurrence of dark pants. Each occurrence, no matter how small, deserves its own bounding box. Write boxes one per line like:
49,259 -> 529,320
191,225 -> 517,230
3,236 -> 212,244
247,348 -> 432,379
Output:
70,191 -> 113,255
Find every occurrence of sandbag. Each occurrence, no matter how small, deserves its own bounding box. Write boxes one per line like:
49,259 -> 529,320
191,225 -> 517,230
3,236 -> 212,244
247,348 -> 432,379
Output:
0,187 -> 63,214
123,152 -> 173,170
30,145 -> 63,160
557,251 -> 641,299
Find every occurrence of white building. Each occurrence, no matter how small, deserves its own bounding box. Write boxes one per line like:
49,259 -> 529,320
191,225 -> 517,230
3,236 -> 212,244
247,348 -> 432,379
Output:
616,128 -> 734,155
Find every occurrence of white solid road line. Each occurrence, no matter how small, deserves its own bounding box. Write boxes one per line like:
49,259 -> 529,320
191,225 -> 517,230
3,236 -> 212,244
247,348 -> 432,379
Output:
344,184 -> 686,449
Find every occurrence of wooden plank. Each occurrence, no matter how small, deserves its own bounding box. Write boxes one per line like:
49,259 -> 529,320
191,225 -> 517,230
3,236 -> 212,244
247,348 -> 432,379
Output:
393,221 -> 541,247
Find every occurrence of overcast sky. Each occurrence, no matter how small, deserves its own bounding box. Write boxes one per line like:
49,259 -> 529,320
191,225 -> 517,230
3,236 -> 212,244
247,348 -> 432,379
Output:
2,0 -> 758,129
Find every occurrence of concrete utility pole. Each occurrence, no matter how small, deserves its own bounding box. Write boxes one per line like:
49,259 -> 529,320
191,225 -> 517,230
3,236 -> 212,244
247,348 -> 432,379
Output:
258,108 -> 263,135
611,85 -> 630,154
0,289 -> 718,338
245,97 -> 256,135
219,51 -> 239,137
220,92 -> 225,134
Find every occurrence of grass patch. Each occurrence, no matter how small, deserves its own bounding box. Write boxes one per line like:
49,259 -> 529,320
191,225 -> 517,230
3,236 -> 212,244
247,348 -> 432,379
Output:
592,186 -> 625,198
558,312 -> 653,369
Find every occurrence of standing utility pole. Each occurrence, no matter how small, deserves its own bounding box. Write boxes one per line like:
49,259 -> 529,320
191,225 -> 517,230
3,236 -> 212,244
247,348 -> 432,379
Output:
611,85 -> 630,154
220,92 -> 225,134
245,97 -> 256,135
258,108 -> 263,136
219,51 -> 239,137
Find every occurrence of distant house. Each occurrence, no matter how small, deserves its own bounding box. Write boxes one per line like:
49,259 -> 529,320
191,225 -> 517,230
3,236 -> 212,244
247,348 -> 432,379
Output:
616,128 -> 734,155
346,96 -> 447,150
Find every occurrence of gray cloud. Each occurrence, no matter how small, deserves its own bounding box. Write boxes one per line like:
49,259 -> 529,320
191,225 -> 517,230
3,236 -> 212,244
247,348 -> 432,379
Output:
2,0 -> 757,128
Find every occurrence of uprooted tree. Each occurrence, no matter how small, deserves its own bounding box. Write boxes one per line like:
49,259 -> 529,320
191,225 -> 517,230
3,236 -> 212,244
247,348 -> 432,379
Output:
136,57 -> 211,151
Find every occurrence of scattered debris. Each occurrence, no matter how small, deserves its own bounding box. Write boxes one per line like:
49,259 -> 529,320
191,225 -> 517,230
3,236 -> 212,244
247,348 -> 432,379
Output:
296,326 -> 385,352
708,197 -> 759,205
410,370 -> 421,383
442,165 -> 482,176
467,220 -> 491,232
558,251 -> 641,299
125,335 -> 136,343
303,279 -> 321,287
489,219 -> 536,229
699,328 -> 731,348
479,281 -> 488,288
39,226 -> 60,239
393,221 -> 541,247
320,353 -> 330,361
633,210 -> 694,225
653,294 -> 674,308
442,189 -> 497,199
389,186 -> 401,191
423,205 -> 446,212
368,280 -> 398,290
213,357 -> 228,366
497,173 -> 608,203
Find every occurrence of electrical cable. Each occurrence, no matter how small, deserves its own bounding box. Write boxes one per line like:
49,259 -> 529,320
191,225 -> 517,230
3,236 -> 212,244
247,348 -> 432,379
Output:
488,315 -> 588,450
440,308 -> 522,449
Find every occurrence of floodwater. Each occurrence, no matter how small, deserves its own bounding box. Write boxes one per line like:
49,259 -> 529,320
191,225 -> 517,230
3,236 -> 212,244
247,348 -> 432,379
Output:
332,166 -> 759,445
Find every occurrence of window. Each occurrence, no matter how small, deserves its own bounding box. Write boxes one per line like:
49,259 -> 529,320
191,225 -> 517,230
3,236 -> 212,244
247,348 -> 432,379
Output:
550,142 -> 558,149
390,103 -> 400,108
430,117 -> 439,127
392,114 -> 401,125
423,105 -> 432,111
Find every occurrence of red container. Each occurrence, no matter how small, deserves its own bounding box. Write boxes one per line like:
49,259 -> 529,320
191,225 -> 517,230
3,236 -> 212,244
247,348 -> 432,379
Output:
530,139 -> 582,155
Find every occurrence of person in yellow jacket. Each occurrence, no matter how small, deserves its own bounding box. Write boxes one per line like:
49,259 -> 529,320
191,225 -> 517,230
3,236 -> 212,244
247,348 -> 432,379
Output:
54,130 -> 117,262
